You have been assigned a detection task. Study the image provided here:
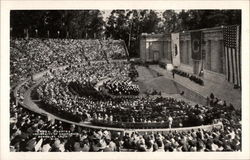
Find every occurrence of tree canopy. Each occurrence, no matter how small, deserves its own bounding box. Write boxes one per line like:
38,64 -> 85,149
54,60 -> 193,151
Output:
10,9 -> 241,57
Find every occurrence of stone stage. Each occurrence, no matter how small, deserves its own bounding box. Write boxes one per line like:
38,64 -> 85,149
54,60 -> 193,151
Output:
148,65 -> 241,110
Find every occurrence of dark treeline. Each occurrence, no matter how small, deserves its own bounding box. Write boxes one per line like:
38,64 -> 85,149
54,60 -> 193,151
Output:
10,10 -> 241,57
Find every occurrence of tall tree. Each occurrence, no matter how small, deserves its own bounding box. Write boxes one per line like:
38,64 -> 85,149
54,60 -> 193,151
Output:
10,10 -> 106,39
176,10 -> 241,31
10,10 -> 46,37
162,10 -> 179,33
140,10 -> 161,33
106,10 -> 130,40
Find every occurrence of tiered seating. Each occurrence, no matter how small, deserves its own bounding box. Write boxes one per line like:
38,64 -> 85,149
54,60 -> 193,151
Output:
34,61 -> 240,132
10,38 -> 127,86
10,38 -> 241,152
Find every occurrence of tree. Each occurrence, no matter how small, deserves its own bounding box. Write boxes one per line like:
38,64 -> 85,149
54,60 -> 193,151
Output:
106,10 -> 130,40
105,9 -> 162,57
176,10 -> 241,31
140,10 -> 161,33
10,10 -> 106,39
162,10 -> 179,33
10,10 -> 241,57
10,10 -> 46,37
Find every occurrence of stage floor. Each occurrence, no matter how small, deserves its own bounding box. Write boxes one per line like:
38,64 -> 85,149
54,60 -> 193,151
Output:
148,65 -> 241,110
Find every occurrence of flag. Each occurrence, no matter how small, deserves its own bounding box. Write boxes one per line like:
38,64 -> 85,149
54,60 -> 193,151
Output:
191,31 -> 202,60
171,33 -> 180,66
223,25 -> 241,87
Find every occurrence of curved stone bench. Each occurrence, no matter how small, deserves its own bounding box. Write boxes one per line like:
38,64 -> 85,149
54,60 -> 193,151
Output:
13,62 -> 224,136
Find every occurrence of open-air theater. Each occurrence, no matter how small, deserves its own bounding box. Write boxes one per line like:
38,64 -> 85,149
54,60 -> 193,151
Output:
10,25 -> 241,152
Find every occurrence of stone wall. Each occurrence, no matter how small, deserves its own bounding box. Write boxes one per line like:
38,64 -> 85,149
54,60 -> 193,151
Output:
140,33 -> 171,63
140,26 -> 225,75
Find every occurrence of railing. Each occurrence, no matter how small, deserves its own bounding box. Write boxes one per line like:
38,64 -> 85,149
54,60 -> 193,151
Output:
125,123 -> 224,136
92,120 -> 170,129
12,61 -> 225,136
91,119 -> 215,130
13,76 -> 224,135
92,119 -> 223,135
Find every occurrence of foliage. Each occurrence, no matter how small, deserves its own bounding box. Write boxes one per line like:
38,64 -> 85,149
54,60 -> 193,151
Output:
10,10 -> 241,57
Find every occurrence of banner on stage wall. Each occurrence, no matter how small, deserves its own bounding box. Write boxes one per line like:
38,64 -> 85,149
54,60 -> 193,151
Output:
191,31 -> 202,60
171,33 -> 180,66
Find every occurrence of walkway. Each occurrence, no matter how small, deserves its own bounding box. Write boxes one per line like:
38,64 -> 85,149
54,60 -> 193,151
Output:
136,65 -> 202,105
11,64 -> 223,134
21,79 -> 222,133
22,78 -> 125,131
149,65 -> 241,109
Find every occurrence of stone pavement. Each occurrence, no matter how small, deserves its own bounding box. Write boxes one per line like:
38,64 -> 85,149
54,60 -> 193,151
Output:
149,65 -> 241,110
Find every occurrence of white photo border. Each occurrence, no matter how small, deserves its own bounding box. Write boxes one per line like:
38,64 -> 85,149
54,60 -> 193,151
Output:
1,1 -> 249,160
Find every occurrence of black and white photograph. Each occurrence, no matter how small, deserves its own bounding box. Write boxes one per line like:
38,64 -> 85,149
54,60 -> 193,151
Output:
1,1 -> 250,160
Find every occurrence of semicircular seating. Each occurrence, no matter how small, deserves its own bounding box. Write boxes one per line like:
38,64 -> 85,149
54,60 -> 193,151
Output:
10,38 -> 241,152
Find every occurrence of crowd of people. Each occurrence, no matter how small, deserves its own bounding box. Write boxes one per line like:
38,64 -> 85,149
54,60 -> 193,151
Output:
10,90 -> 241,152
103,78 -> 140,96
10,38 -> 127,87
11,77 -> 241,152
35,61 -> 141,123
172,69 -> 204,86
33,60 -> 240,132
10,37 -> 241,152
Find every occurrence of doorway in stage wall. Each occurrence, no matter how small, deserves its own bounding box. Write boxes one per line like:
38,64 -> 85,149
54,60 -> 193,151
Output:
153,51 -> 160,62
193,60 -> 204,76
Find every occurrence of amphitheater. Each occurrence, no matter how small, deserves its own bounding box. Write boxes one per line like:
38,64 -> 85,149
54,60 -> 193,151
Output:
10,38 -> 241,152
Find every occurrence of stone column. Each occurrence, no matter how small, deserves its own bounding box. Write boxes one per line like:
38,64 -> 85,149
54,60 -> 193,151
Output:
205,40 -> 211,71
187,40 -> 192,65
179,40 -> 183,64
210,39 -> 221,73
182,40 -> 188,64
140,36 -> 147,62
146,42 -> 150,62
162,40 -> 165,59
164,40 -> 169,60
220,40 -> 225,74
157,41 -> 163,60
167,41 -> 171,61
